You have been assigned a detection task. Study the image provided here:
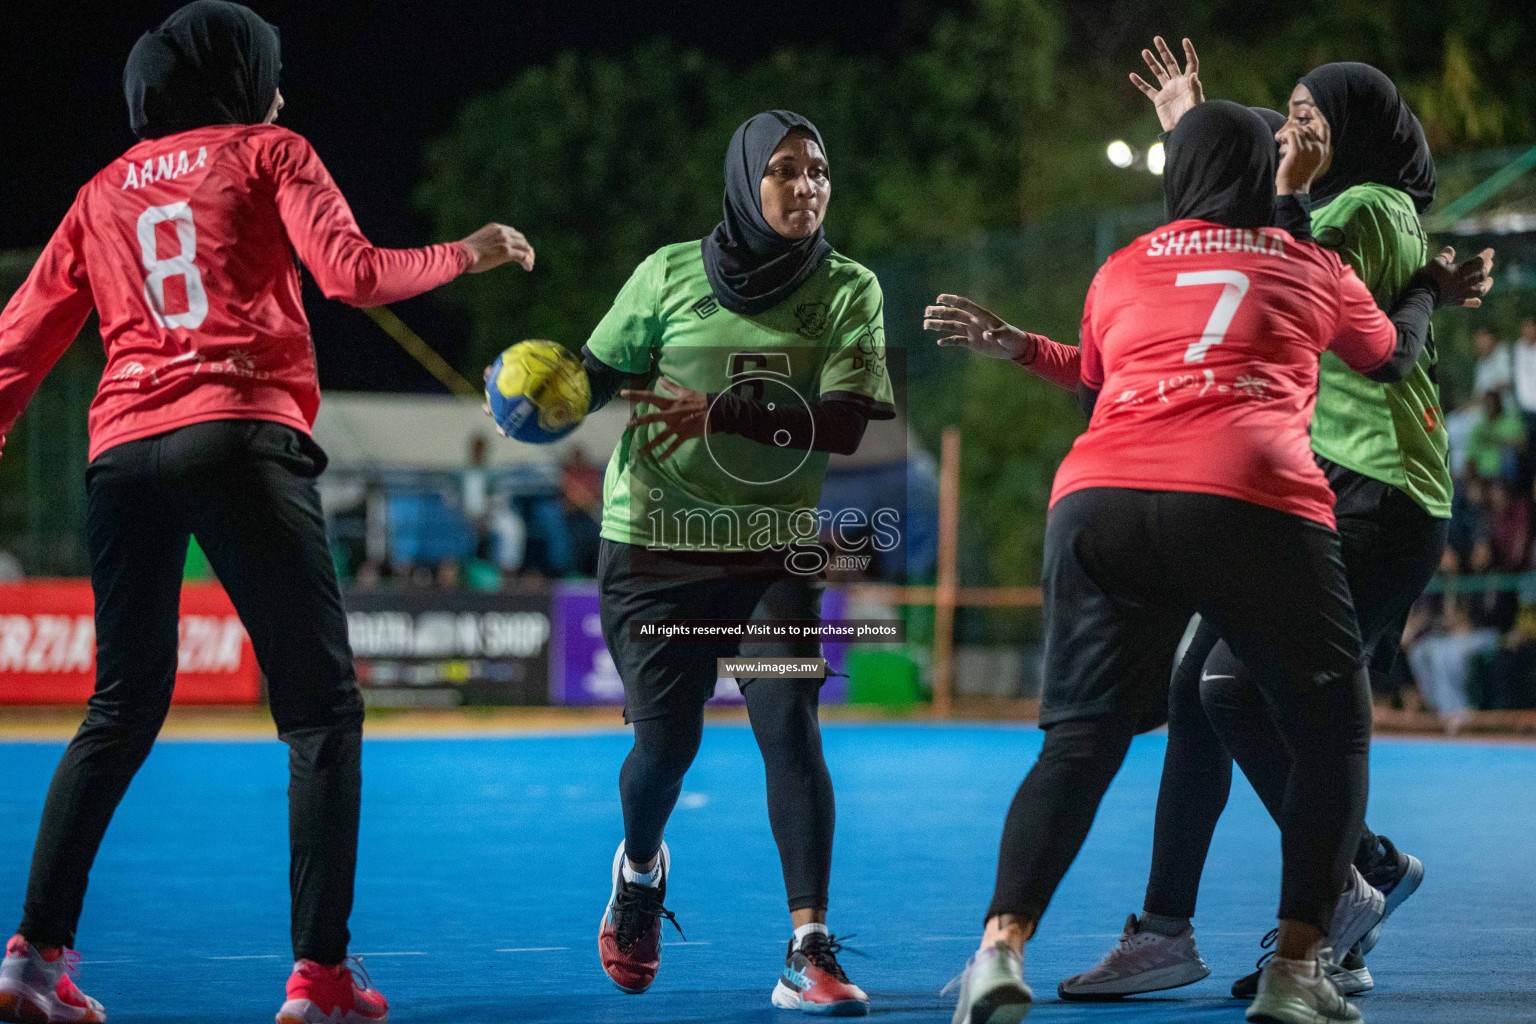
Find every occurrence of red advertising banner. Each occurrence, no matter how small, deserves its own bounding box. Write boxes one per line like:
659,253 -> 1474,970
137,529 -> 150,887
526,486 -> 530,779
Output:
0,580 -> 261,705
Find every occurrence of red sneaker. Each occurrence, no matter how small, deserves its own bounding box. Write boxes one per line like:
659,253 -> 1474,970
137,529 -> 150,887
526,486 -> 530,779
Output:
771,932 -> 870,1016
598,840 -> 683,994
0,935 -> 105,1023
276,957 -> 388,1024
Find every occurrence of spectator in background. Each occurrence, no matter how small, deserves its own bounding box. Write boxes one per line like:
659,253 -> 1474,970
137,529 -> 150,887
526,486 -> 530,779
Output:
560,446 -> 603,576
1406,597 -> 1492,731
0,549 -> 21,582
1472,326 -> 1513,400
1466,390 -> 1525,481
462,434 -> 493,560
1488,478 -> 1531,572
1511,317 -> 1536,440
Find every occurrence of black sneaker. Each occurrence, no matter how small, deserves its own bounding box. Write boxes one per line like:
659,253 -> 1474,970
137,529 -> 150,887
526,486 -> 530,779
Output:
1357,834 -> 1423,954
1230,927 -> 1277,999
771,932 -> 869,1016
1232,934 -> 1371,999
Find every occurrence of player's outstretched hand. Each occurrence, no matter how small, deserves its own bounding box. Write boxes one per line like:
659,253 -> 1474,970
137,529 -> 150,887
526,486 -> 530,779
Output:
460,223 -> 535,273
1276,121 -> 1330,195
1131,36 -> 1203,132
623,378 -> 709,462
924,294 -> 1035,361
1421,246 -> 1496,308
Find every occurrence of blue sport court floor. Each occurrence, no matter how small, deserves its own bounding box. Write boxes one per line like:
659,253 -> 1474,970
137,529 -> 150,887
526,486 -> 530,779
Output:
0,724 -> 1530,1023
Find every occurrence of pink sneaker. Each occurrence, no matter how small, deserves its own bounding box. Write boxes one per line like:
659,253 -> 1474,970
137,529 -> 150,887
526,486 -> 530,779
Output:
276,957 -> 388,1024
0,935 -> 106,1023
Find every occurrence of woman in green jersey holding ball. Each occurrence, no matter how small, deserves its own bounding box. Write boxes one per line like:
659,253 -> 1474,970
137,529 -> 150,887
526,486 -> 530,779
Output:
545,110 -> 894,1015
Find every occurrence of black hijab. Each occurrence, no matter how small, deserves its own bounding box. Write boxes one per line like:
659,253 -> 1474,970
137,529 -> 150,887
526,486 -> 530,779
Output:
701,110 -> 834,317
1250,106 -> 1286,137
1298,62 -> 1435,213
124,0 -> 281,140
1164,100 -> 1277,229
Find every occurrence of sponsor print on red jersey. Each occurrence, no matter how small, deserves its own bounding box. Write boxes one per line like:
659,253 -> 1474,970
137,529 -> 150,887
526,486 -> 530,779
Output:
0,123 -> 471,461
1050,219 -> 1399,528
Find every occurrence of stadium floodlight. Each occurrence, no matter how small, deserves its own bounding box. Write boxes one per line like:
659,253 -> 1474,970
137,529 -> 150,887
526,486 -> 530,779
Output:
1147,141 -> 1166,175
1106,140 -> 1134,169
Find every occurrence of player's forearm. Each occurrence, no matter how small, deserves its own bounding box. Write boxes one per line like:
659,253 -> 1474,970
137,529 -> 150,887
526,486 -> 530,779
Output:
0,246 -> 94,455
1366,276 -> 1439,384
706,392 -> 872,455
1014,336 -> 1083,391
310,239 -> 472,308
582,347 -> 631,413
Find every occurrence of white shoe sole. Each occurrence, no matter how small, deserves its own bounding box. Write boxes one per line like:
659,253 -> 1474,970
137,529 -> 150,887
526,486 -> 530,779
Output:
276,999 -> 387,1024
1246,992 -> 1358,1024
961,987 -> 1032,1024
1326,965 -> 1372,997
772,978 -> 869,1016
0,978 -> 103,1024
1059,960 -> 1211,1000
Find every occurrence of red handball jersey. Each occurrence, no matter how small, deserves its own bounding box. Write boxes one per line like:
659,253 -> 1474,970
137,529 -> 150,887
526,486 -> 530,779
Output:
1050,219 -> 1399,528
0,123 -> 471,460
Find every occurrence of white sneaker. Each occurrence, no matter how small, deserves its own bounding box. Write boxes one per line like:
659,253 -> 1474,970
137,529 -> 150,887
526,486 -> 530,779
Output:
1058,915 -> 1210,1000
945,942 -> 1032,1024
1326,866 -> 1385,963
1246,956 -> 1361,1024
1324,947 -> 1372,997
0,935 -> 105,1023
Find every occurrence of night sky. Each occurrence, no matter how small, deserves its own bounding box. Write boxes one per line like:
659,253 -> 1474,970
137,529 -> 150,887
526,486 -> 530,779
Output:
2,0 -> 955,392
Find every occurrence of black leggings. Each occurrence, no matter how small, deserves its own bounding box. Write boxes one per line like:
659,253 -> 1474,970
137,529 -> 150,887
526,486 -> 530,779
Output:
18,420 -> 363,963
1144,466 -> 1447,921
989,488 -> 1370,933
620,677 -> 834,912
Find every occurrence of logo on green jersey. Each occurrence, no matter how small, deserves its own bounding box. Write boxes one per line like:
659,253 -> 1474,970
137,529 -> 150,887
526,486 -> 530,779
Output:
692,295 -> 719,319
795,302 -> 829,339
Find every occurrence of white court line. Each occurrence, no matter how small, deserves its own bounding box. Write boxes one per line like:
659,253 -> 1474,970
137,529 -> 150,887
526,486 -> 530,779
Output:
354,952 -> 428,957
495,947 -> 570,952
206,954 -> 283,960
663,941 -> 711,946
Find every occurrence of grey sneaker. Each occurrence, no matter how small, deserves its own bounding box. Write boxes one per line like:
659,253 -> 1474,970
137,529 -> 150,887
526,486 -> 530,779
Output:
946,942 -> 1032,1024
1327,866 -> 1386,961
1245,957 -> 1360,1024
0,934 -> 105,1022
1058,914 -> 1210,1000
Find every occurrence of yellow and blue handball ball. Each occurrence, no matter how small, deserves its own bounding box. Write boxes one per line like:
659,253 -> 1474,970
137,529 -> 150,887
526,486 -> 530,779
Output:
485,340 -> 590,444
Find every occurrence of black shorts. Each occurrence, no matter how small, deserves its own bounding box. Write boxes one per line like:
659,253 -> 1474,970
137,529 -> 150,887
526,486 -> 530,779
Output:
597,539 -> 824,723
1040,488 -> 1364,732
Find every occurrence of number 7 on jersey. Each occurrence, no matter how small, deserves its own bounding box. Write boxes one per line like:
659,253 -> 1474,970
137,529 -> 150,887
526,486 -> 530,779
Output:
1177,270 -> 1249,363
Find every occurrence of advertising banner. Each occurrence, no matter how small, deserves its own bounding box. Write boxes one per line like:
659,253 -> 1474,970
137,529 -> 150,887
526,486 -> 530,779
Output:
345,589 -> 552,707
549,583 -> 849,706
0,579 -> 260,704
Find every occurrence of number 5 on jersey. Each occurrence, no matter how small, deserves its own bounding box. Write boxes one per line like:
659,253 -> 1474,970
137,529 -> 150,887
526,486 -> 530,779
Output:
137,202 -> 209,330
1177,270 -> 1249,363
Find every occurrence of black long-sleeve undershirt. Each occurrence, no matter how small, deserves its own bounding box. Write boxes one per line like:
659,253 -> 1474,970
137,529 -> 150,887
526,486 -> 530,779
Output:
582,346 -> 877,455
706,390 -> 875,456
1366,273 -> 1441,384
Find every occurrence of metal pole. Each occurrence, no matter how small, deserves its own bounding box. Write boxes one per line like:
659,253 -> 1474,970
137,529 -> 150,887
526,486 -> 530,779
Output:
933,426 -> 960,718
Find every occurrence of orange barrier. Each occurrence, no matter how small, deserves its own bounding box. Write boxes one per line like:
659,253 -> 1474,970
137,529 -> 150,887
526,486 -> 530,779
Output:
0,580 -> 261,704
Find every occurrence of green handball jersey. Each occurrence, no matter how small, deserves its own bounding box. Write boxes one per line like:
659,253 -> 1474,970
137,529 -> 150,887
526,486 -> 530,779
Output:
1309,183 -> 1451,518
586,242 -> 896,552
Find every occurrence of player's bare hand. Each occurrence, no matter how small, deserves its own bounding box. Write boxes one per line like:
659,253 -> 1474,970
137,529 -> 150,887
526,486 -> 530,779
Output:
624,378 -> 709,461
924,294 -> 1034,361
460,223 -> 535,273
1421,246 -> 1496,308
1275,121 -> 1330,195
1130,36 -> 1203,132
